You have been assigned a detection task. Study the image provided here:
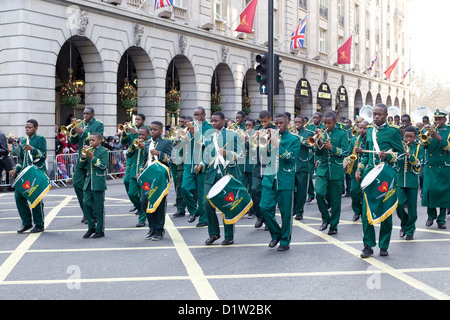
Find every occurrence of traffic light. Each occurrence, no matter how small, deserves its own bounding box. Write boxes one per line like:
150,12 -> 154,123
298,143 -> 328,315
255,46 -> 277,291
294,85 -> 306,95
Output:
256,54 -> 269,94
274,54 -> 282,95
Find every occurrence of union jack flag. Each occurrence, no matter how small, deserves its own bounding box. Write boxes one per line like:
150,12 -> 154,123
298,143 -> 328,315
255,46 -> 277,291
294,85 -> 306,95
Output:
367,49 -> 381,72
401,67 -> 411,80
290,14 -> 308,51
155,0 -> 173,10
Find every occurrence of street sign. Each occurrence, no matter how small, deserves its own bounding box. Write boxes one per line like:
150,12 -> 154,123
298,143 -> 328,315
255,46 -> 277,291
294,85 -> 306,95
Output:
260,84 -> 268,95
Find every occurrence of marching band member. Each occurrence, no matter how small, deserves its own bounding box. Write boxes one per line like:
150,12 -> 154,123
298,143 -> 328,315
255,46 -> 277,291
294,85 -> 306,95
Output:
79,132 -> 109,239
140,121 -> 173,241
347,120 -> 368,221
305,112 -> 325,203
126,125 -> 151,227
199,111 -> 241,245
235,111 -> 247,130
70,108 -> 104,224
251,110 -> 277,229
422,110 -> 450,229
313,112 -> 350,235
180,108 -> 213,226
120,113 -> 146,218
396,126 -> 424,240
170,115 -> 187,218
293,115 -> 314,220
10,119 -> 47,234
259,113 -> 300,251
356,103 -> 405,258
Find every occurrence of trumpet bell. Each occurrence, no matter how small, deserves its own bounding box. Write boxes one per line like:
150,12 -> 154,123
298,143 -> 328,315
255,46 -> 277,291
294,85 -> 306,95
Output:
81,147 -> 94,157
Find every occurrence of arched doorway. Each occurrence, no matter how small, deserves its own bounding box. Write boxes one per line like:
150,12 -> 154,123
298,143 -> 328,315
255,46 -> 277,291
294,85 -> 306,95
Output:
376,93 -> 382,105
211,63 -> 237,118
336,86 -> 348,116
294,78 -> 313,117
317,82 -> 332,114
365,91 -> 373,107
354,89 -> 363,117
117,49 -> 137,125
386,95 -> 392,107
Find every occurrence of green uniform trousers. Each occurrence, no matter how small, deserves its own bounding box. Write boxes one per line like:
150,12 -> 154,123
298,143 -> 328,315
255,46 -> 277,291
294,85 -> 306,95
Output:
181,171 -> 206,224
128,177 -> 146,224
350,177 -> 363,218
251,175 -> 263,219
83,189 -> 105,233
237,169 -> 254,215
427,208 -> 447,225
140,190 -> 167,234
204,173 -> 235,240
396,187 -> 418,236
260,182 -> 294,247
294,172 -> 309,217
361,207 -> 393,250
315,177 -> 342,230
73,164 -> 87,216
123,165 -> 132,201
171,163 -> 186,214
15,191 -> 44,227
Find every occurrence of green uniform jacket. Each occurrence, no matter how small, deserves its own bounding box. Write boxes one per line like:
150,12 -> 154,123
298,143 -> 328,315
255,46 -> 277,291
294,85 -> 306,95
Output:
70,118 -> 104,155
177,121 -> 213,173
15,134 -> 47,174
79,146 -> 109,191
358,123 -> 405,176
251,123 -> 277,177
396,142 -> 423,189
142,136 -> 173,170
121,124 -> 146,165
200,127 -> 241,185
126,138 -> 150,178
293,128 -> 314,173
314,126 -> 350,181
262,131 -> 300,191
422,124 -> 450,208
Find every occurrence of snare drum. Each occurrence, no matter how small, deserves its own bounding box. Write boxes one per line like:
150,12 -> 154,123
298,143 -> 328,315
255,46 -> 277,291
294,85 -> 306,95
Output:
206,175 -> 253,225
361,163 -> 398,225
12,165 -> 51,209
138,161 -> 171,214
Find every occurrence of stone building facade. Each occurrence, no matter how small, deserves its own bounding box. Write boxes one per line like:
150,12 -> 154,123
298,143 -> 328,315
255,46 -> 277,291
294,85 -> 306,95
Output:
0,0 -> 411,152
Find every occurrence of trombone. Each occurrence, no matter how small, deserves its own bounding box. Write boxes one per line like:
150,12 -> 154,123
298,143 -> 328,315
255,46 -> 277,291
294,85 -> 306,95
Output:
61,119 -> 83,136
305,129 -> 329,149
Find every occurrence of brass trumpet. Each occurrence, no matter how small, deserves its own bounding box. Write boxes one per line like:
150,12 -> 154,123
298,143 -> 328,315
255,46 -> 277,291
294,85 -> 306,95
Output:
133,138 -> 144,148
257,128 -> 279,148
61,119 -> 83,135
118,122 -> 136,138
418,124 -> 437,146
305,129 -> 329,149
81,146 -> 94,157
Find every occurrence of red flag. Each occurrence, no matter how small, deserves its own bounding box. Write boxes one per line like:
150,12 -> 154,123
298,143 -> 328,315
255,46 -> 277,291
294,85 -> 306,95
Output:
384,58 -> 400,79
235,0 -> 258,34
337,36 -> 352,64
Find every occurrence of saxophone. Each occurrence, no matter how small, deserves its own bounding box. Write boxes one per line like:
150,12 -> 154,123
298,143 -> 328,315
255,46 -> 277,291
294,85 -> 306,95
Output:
345,135 -> 359,175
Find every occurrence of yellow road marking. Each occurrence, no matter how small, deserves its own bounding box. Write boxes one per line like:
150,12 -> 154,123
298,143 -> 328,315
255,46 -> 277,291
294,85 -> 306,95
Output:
0,196 -> 72,283
165,214 -> 219,300
293,219 -> 450,300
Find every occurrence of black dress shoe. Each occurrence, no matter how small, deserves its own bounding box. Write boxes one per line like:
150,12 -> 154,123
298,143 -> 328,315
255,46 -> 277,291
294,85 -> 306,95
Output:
352,214 -> 360,222
269,239 -> 280,248
30,225 -> 44,233
81,216 -> 88,224
205,235 -> 220,245
173,212 -> 185,217
426,218 -> 434,227
294,215 -> 303,220
254,217 -> 264,228
399,228 -> 405,238
129,206 -> 137,213
17,225 -> 32,234
92,232 -> 105,239
438,223 -> 447,229
145,230 -> 155,240
277,244 -> 289,252
380,249 -> 389,256
222,239 -> 234,245
188,213 -> 199,223
360,245 -> 373,258
319,221 -> 329,231
83,229 -> 95,239
196,222 -> 207,227
327,228 -> 337,235
405,234 -> 414,241
306,197 -> 313,203
136,222 -> 145,227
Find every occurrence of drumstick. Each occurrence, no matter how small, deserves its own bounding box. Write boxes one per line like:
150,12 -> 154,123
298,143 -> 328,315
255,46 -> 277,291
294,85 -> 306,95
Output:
207,143 -> 228,169
362,150 -> 398,157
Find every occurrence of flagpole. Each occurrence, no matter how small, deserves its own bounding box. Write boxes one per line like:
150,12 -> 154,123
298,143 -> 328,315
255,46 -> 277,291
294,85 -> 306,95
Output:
268,0 -> 274,117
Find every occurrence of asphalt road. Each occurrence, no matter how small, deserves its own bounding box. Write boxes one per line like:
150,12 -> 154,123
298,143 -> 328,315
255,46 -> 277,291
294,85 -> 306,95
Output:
0,178 -> 450,303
